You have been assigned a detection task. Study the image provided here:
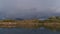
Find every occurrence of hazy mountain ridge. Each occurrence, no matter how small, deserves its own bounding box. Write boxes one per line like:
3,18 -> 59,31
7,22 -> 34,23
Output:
0,8 -> 60,19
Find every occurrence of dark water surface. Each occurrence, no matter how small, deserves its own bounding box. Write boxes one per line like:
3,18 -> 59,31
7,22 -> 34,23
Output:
0,27 -> 60,34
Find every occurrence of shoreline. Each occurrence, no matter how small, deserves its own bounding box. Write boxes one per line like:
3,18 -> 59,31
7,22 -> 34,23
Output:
0,22 -> 59,29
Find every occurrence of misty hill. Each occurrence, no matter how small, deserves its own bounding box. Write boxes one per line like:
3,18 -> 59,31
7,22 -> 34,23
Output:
0,8 -> 60,19
15,18 -> 24,20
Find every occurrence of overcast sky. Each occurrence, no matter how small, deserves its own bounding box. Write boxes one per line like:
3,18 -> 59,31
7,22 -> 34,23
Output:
1,0 -> 56,10
0,0 -> 60,19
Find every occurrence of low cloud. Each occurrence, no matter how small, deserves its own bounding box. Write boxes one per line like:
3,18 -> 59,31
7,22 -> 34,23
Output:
0,0 -> 60,19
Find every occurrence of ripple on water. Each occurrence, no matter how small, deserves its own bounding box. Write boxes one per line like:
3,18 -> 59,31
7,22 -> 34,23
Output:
0,28 -> 59,34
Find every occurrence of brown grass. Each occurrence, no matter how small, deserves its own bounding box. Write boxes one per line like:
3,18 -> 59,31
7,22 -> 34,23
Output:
0,19 -> 42,28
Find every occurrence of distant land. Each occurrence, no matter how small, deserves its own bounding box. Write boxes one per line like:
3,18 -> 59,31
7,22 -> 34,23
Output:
0,16 -> 49,20
0,16 -> 59,31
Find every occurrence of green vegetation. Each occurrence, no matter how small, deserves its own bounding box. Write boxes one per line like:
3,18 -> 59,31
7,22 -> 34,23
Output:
43,16 -> 60,23
2,19 -> 16,22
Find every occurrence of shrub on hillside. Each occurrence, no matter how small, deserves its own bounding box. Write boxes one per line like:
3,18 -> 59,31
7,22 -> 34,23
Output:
2,19 -> 16,22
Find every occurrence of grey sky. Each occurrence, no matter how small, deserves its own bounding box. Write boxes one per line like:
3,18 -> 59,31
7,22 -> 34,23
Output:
0,0 -> 56,10
0,0 -> 60,19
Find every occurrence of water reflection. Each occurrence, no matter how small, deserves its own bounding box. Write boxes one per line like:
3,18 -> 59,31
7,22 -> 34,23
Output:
0,27 -> 59,34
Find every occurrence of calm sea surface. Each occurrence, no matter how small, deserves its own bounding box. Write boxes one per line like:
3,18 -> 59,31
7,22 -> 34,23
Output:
0,27 -> 59,34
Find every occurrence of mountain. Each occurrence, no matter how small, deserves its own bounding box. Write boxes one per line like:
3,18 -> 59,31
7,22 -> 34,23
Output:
15,18 -> 24,20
